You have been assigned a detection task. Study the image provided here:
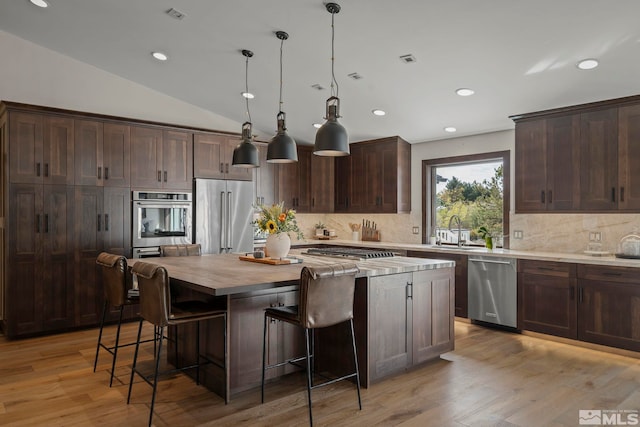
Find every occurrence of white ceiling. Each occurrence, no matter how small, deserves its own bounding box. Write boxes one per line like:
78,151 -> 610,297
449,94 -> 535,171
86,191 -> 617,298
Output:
2,0 -> 640,145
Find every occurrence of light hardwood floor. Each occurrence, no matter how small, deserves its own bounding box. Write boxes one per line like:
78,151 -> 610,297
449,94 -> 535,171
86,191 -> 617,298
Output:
1,321 -> 639,426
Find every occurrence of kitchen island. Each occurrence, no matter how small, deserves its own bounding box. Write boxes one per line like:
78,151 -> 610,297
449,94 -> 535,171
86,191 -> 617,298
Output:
129,251 -> 455,399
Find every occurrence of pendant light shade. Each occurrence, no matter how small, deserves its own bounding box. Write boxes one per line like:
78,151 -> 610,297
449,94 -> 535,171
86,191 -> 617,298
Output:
267,31 -> 298,163
314,2 -> 349,157
232,49 -> 259,168
232,122 -> 259,167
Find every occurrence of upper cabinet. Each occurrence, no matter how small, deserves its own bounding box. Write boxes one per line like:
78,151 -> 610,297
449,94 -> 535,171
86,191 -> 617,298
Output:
335,136 -> 411,214
130,126 -> 193,190
9,112 -> 75,185
255,142 -> 276,206
512,95 -> 640,213
193,132 -> 252,181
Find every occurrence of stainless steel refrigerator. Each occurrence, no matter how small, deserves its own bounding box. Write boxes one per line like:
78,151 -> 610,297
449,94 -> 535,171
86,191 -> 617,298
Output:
195,178 -> 254,254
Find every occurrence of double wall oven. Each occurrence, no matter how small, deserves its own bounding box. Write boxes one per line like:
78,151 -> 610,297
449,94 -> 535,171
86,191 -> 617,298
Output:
132,190 -> 192,258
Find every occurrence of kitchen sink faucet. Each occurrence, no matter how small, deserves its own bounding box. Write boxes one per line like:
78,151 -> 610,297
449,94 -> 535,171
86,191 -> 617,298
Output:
448,215 -> 464,247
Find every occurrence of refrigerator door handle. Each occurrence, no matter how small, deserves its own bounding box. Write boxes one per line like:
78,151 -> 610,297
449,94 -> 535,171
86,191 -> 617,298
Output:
227,191 -> 233,251
220,191 -> 226,252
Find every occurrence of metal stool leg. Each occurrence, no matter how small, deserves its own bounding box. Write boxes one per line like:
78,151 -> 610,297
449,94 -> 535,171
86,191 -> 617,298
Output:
304,328 -> 314,427
93,300 -> 109,372
149,326 -> 164,427
108,305 -> 125,387
261,312 -> 268,404
127,319 -> 144,404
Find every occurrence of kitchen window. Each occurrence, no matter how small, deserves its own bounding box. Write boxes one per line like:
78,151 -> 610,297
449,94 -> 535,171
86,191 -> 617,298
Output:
422,151 -> 510,248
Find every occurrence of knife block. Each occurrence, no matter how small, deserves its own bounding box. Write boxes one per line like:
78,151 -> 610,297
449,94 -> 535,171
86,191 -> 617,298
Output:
361,228 -> 381,242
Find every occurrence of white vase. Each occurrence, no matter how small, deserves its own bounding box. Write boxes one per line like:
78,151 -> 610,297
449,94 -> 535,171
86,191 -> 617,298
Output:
265,233 -> 291,259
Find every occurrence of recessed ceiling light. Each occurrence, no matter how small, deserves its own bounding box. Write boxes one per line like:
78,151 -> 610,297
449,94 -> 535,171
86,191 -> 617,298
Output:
241,92 -> 254,99
577,58 -> 599,70
152,52 -> 168,61
456,88 -> 475,97
313,123 -> 323,129
372,109 -> 386,116
30,0 -> 49,7
444,127 -> 457,133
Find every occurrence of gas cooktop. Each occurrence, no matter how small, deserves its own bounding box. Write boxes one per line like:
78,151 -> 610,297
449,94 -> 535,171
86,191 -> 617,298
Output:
305,247 -> 395,260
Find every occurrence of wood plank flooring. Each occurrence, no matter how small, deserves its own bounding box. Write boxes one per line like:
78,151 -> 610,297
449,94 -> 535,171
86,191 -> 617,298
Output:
1,321 -> 639,426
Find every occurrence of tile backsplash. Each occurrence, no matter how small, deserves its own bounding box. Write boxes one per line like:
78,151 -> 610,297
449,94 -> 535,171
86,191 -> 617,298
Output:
510,213 -> 640,253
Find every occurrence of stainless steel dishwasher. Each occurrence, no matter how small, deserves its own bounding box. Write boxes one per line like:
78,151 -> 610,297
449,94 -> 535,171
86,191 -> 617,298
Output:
468,255 -> 517,328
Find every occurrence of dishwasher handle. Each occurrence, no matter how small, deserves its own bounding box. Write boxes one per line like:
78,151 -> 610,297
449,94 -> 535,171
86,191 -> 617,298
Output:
469,258 -> 514,265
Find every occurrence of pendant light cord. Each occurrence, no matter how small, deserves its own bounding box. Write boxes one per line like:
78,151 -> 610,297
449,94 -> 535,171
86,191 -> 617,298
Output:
245,54 -> 252,123
279,37 -> 284,112
330,10 -> 339,98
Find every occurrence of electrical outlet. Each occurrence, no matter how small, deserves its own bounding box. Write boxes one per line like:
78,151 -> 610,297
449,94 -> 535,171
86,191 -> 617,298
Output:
513,230 -> 523,239
412,226 -> 419,235
589,232 -> 602,242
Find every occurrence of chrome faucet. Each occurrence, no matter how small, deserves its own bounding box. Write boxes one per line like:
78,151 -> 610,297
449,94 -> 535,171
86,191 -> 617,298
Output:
448,215 -> 464,247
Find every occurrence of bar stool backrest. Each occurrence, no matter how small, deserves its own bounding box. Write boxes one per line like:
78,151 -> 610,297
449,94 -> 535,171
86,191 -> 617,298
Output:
96,252 -> 128,307
299,264 -> 359,329
132,262 -> 171,328
160,244 -> 202,257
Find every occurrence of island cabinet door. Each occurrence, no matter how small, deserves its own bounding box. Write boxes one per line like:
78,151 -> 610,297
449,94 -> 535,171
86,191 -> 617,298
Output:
368,272 -> 412,382
412,268 -> 455,365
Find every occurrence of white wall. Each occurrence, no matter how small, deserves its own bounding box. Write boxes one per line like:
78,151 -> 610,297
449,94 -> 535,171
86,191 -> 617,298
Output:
0,30 -> 243,132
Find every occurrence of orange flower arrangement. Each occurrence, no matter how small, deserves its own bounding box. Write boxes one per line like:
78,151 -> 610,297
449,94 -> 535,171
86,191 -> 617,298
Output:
254,202 -> 303,239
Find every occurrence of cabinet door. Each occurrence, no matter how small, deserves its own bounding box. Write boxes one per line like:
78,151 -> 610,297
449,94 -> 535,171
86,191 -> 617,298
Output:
546,115 -> 580,211
103,187 -> 131,256
310,152 -> 334,212
363,147 -> 382,212
618,104 -> 640,210
579,280 -> 640,352
518,271 -> 577,339
580,109 -> 618,210
103,123 -> 130,187
7,184 -> 44,336
74,186 -> 104,326
162,130 -> 193,190
276,161 -> 299,209
42,185 -> 75,331
515,120 -> 547,212
334,155 -> 351,212
412,269 -> 454,365
130,126 -> 162,189
9,112 -> 44,184
378,141 -> 399,213
296,146 -> 312,212
368,273 -> 411,381
74,120 -> 104,186
44,117 -> 75,185
194,133 -> 226,179
256,143 -> 276,206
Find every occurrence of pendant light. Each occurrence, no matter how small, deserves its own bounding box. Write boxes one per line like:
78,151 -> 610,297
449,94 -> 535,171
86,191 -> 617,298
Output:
232,49 -> 259,168
314,2 -> 349,157
267,31 -> 298,163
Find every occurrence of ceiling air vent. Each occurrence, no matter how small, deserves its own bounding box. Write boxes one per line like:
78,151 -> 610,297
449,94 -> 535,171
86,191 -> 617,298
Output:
399,54 -> 417,64
311,84 -> 325,91
347,72 -> 363,80
166,8 -> 186,20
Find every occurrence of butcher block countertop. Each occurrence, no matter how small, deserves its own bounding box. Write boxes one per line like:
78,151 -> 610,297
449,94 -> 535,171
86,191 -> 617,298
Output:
128,251 -> 455,296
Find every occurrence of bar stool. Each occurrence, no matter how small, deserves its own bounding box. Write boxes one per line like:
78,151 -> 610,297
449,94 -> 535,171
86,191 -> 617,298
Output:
128,261 -> 228,427
261,264 -> 361,426
94,252 -> 152,387
160,243 -> 202,257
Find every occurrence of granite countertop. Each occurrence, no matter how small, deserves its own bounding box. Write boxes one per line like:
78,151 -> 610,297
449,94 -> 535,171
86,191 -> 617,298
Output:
295,239 -> 640,268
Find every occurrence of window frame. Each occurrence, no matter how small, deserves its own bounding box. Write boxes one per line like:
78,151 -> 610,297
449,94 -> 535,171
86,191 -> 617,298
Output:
421,150 -> 510,248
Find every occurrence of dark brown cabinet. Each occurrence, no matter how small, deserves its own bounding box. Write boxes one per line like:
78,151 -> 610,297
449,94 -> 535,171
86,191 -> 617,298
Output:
193,133 -> 252,181
9,112 -> 74,185
275,145 -> 312,212
74,120 -> 130,187
617,104 -> 640,210
255,142 -> 276,206
577,265 -> 640,352
130,127 -> 193,189
517,260 -> 577,339
310,149 -> 334,212
6,184 -> 75,337
334,136 -> 410,213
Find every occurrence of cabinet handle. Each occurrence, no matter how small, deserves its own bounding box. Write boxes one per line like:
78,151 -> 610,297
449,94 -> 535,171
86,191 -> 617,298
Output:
406,282 -> 413,299
611,187 -> 616,203
97,214 -> 101,231
260,197 -> 264,205
98,166 -> 102,179
36,162 -> 41,177
36,214 -> 41,233
603,271 -> 623,277
220,162 -> 224,173
44,214 -> 49,233
569,286 -> 575,300
105,214 -> 109,231
345,197 -> 349,208
225,163 -> 229,174
312,197 -> 315,207
104,167 -> 109,180
548,190 -> 552,203
157,170 -> 162,182
537,267 -> 554,271
578,287 -> 584,303
164,171 -> 168,182
620,187 -> 625,202
44,163 -> 49,177
541,190 -> 545,203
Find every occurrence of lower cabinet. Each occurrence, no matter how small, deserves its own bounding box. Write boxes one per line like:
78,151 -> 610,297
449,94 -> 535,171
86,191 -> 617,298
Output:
518,261 -> 640,352
366,268 -> 455,384
228,288 -> 303,394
